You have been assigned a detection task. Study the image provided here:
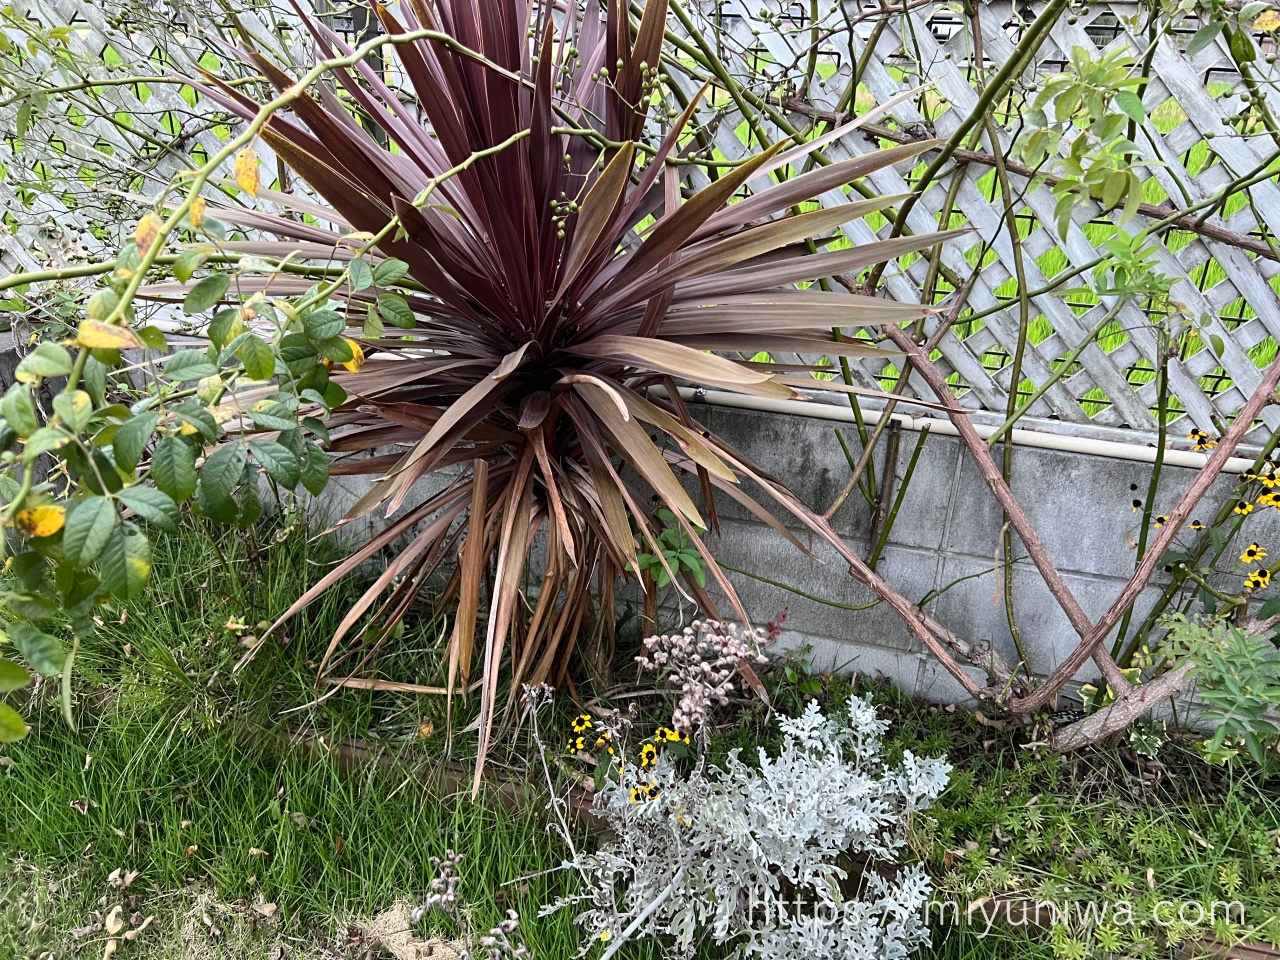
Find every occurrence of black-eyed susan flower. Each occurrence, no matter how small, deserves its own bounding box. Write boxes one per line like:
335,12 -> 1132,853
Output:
1241,543 -> 1267,564
655,726 -> 680,744
646,782 -> 662,800
1188,428 -> 1217,451
1189,519 -> 1205,531
629,786 -> 644,803
1246,569 -> 1272,590
594,731 -> 614,753
1261,473 -> 1280,489
567,736 -> 587,754
1235,500 -> 1254,516
1154,515 -> 1168,528
639,743 -> 659,768
1132,499 -> 1143,512
1259,492 -> 1280,509
571,713 -> 593,733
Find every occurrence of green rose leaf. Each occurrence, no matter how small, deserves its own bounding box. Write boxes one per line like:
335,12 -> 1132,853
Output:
1,384 -> 38,437
0,703 -> 27,743
113,412 -> 158,474
300,440 -> 330,495
199,442 -> 248,507
53,389 -> 94,433
15,342 -> 73,382
305,309 -> 345,341
249,439 -> 301,489
117,486 -> 179,533
163,349 -> 220,382
172,247 -> 209,284
348,256 -> 374,291
10,622 -> 66,676
0,657 -> 31,692
22,427 -> 73,463
372,258 -> 409,286
152,436 -> 198,502
99,521 -> 152,599
183,273 -> 231,315
62,495 -> 118,568
239,335 -> 277,381
376,295 -> 415,329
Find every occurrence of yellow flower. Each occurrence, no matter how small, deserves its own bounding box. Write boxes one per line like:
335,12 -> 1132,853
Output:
1189,520 -> 1205,531
1235,500 -> 1254,516
639,743 -> 659,768
571,713 -> 593,733
1246,569 -> 1272,590
628,786 -> 644,803
600,930 -> 612,942
340,339 -> 365,374
566,736 -> 587,754
1188,428 -> 1217,452
1241,543 -> 1267,564
1258,492 -> 1280,509
1154,515 -> 1167,528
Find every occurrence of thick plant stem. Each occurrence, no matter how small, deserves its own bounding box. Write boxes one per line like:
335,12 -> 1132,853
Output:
1021,351 -> 1280,713
1052,661 -> 1193,751
879,322 -> 1131,693
1114,337 -> 1172,662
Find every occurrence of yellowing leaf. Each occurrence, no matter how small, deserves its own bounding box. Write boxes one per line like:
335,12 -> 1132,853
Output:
15,504 -> 66,538
196,375 -> 224,405
235,146 -> 260,197
340,339 -> 365,373
78,319 -> 143,350
1255,9 -> 1280,30
189,196 -> 207,229
134,212 -> 163,253
179,420 -> 199,436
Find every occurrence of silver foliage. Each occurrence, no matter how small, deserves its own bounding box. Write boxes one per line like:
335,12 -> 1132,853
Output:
547,695 -> 951,959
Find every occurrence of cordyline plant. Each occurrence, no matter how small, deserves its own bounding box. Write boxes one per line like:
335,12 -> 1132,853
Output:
189,3 -> 957,760
0,0 -> 957,768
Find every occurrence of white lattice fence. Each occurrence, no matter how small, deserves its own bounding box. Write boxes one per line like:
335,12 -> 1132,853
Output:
4,0 -> 1280,445
668,0 -> 1280,444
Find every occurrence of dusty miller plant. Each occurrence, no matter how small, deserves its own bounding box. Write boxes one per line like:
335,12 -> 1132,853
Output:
534,677 -> 951,960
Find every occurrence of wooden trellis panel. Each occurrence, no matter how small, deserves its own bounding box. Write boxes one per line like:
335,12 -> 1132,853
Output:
4,0 -> 1280,446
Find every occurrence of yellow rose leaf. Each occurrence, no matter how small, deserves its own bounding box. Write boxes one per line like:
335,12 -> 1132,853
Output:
341,339 -> 366,374
134,212 -> 163,254
1255,9 -> 1280,30
234,145 -> 260,197
189,196 -> 207,229
78,319 -> 143,350
15,503 -> 67,538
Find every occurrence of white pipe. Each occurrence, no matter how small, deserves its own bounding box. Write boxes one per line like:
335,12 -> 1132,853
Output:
668,387 -> 1260,474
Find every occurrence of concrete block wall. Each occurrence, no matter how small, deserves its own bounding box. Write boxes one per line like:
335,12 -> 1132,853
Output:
314,402 -> 1278,712
683,404 -> 1280,708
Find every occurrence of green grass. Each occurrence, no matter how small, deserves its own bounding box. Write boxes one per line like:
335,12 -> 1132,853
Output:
4,525 -> 1280,958
0,523 -> 597,958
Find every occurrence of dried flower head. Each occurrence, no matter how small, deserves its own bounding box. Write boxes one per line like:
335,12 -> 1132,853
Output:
637,620 -> 770,733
